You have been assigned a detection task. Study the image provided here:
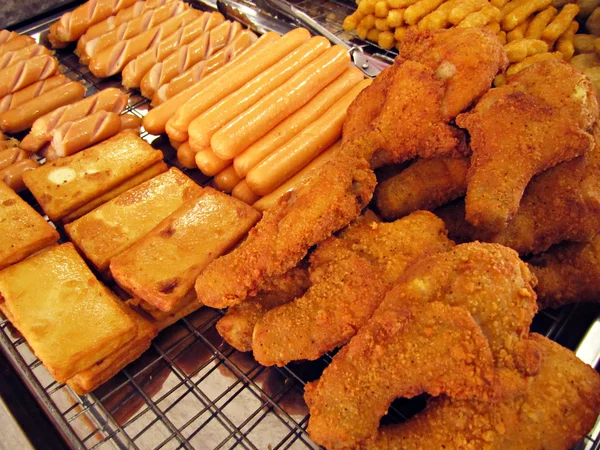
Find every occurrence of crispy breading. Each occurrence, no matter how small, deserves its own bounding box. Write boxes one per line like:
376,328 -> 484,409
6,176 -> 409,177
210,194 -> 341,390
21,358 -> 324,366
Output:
528,235 -> 600,309
195,155 -> 376,309
215,267 -> 310,352
456,60 -> 599,232
252,211 -> 454,367
362,334 -> 600,450
400,27 -> 509,120
375,157 -> 469,220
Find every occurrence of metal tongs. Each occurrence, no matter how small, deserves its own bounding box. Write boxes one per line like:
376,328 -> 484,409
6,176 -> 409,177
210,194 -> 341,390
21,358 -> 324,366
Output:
263,0 -> 391,77
215,0 -> 295,36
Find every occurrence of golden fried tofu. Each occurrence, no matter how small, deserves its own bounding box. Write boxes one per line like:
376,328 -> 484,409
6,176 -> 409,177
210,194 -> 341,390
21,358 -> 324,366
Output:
67,305 -> 157,395
128,289 -> 202,331
0,181 -> 58,270
66,168 -> 203,273
111,188 -> 261,312
0,243 -> 137,383
23,132 -> 164,221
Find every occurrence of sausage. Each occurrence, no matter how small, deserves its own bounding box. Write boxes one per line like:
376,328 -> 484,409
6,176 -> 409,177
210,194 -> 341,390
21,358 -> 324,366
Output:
0,30 -> 16,45
252,140 -> 340,211
75,0 -> 171,57
0,75 -> 69,114
20,87 -> 127,152
0,35 -> 35,57
0,44 -> 53,70
188,36 -> 330,152
89,9 -> 201,78
211,45 -> 350,160
231,180 -> 260,205
233,66 -> 363,178
0,158 -> 39,192
81,1 -> 189,64
0,81 -> 86,133
176,141 -> 197,168
142,31 -> 280,135
165,28 -> 310,143
0,135 -> 19,151
48,0 -> 138,46
195,147 -> 230,176
213,165 -> 241,193
0,55 -> 59,102
120,113 -> 142,131
0,147 -> 28,170
139,20 -> 241,99
48,110 -> 123,161
246,78 -> 371,196
153,28 -> 256,105
121,11 -> 223,89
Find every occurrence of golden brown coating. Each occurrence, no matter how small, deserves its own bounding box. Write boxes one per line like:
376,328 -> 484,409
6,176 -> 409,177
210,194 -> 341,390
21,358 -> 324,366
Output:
305,242 -> 539,449
0,243 -> 136,383
436,126 -> 600,255
362,334 -> 600,450
399,27 -> 509,120
456,60 -> 599,233
111,188 -> 260,312
253,211 -> 454,366
215,267 -> 310,352
375,157 -> 469,221
305,301 -> 496,450
529,235 -> 600,309
195,155 -> 376,309
0,181 -> 58,271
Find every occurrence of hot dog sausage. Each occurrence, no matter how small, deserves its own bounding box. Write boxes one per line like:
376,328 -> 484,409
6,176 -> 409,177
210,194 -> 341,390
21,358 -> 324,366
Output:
195,147 -> 230,176
0,147 -> 28,170
0,158 -> 39,192
231,180 -> 260,205
0,55 -> 59,102
0,44 -> 53,70
213,165 -> 241,193
120,113 -> 142,131
0,75 -> 69,114
176,141 -> 197,168
0,35 -> 35,57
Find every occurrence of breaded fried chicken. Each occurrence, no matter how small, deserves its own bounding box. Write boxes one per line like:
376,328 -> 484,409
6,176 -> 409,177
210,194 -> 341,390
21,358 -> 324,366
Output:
362,334 -> 600,450
252,211 -> 454,366
457,60 -> 599,232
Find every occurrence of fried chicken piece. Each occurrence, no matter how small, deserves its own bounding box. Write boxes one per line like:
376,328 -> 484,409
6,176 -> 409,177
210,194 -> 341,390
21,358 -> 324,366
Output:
305,300 -> 496,450
436,127 -> 600,254
195,155 -> 376,309
528,235 -> 600,309
215,267 -> 310,352
362,334 -> 600,450
341,59 -> 468,168
400,27 -> 509,120
305,242 -> 539,449
456,60 -> 599,232
375,157 -> 469,220
252,211 -> 454,366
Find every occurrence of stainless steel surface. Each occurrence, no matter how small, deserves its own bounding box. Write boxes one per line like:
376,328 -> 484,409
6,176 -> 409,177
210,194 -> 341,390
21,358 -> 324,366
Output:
0,2 -> 599,450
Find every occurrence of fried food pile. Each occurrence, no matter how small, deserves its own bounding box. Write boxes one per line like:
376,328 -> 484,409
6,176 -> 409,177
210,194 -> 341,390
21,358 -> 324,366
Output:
195,26 -> 600,449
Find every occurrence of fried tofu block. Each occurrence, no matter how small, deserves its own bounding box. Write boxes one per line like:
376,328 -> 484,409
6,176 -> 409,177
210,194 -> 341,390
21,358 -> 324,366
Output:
111,188 -> 261,312
66,305 -> 157,395
66,168 -> 203,272
0,181 -> 58,270
23,132 -> 164,221
62,161 -> 168,223
128,289 -> 202,331
0,243 -> 136,382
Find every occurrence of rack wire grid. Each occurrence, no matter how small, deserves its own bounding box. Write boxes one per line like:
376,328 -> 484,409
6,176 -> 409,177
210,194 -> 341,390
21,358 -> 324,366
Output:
0,1 -> 599,450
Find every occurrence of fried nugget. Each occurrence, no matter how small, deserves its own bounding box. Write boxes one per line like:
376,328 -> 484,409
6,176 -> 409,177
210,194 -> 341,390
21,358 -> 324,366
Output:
215,267 -> 310,352
195,156 -> 376,309
252,211 -> 454,366
362,334 -> 600,450
528,235 -> 600,309
456,60 -> 599,232
375,157 -> 469,220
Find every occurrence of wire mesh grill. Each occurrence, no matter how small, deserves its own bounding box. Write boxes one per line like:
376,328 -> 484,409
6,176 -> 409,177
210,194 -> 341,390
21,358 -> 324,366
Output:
0,2 -> 599,450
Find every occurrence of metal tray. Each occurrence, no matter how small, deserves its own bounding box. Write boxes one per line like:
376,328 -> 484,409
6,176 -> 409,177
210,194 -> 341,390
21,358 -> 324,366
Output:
1,1 -> 599,449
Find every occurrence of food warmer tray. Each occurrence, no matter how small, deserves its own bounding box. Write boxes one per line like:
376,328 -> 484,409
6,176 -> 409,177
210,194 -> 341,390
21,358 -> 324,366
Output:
1,1 -> 599,449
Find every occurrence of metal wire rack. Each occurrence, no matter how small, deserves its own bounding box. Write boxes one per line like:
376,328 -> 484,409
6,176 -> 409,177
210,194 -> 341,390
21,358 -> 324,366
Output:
0,1 -> 599,450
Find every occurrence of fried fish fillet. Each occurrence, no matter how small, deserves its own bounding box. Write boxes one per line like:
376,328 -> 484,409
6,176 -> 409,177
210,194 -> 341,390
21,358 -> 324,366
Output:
375,157 -> 469,220
362,334 -> 600,450
253,211 -> 454,366
456,60 -> 599,232
305,242 -> 539,449
215,267 -> 310,352
195,155 -> 376,309
528,235 -> 600,309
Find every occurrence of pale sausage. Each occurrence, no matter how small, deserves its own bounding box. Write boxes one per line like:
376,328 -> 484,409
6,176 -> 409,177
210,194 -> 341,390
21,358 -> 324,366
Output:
231,180 -> 260,205
195,147 -> 230,176
213,165 -> 241,193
